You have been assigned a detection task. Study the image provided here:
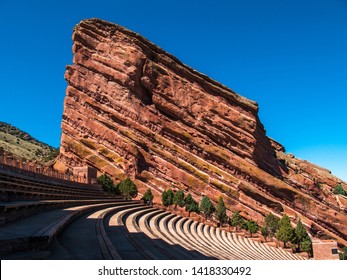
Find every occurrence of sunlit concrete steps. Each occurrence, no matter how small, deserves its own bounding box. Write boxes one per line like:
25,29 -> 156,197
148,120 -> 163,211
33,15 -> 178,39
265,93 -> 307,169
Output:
125,208 -> 174,260
227,232 -> 265,260
135,208 -> 306,260
231,231 -> 261,259
125,207 -> 169,259
193,221 -> 236,259
36,204 -> 305,261
204,223 -> 245,259
136,209 -> 188,259
219,230 -> 252,259
157,213 -> 201,258
211,227 -> 242,259
137,210 -> 210,260
97,205 -> 307,260
240,234 -> 279,260
137,209 -> 165,240
169,216 -> 208,258
147,211 -> 203,259
108,205 -> 157,259
206,225 -> 238,259
166,214 -> 212,259
158,213 -> 179,244
194,222 -> 228,258
179,218 -> 221,259
182,219 -> 214,258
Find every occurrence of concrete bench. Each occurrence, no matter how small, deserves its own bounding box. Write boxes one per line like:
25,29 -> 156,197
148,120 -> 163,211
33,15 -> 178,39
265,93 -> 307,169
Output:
179,219 -> 215,259
220,230 -> 250,259
94,204 -> 140,260
210,226 -> 242,259
108,205 -> 154,259
137,209 -> 192,260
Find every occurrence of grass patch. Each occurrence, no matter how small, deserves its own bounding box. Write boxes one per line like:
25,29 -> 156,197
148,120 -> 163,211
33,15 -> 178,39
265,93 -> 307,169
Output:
80,138 -> 98,150
66,139 -> 92,159
87,154 -> 109,169
210,178 -> 240,199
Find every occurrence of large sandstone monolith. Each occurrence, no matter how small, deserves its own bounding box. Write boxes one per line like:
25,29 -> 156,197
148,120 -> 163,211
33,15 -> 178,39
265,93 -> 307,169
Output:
56,18 -> 347,247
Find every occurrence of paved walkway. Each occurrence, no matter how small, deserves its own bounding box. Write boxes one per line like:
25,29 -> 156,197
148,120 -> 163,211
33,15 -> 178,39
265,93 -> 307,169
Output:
0,208 -> 68,240
48,211 -> 103,260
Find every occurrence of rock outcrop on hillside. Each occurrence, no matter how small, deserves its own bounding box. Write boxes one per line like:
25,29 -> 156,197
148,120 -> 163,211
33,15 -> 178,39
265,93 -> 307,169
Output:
56,18 -> 347,247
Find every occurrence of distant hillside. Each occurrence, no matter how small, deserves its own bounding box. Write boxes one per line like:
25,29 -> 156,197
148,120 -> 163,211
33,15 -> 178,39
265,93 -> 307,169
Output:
0,121 -> 59,163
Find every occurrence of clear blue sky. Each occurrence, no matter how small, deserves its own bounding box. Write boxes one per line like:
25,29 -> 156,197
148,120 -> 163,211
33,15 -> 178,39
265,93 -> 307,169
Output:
0,0 -> 346,181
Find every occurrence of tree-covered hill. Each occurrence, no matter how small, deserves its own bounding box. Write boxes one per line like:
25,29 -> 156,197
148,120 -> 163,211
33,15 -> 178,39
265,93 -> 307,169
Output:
0,121 -> 59,163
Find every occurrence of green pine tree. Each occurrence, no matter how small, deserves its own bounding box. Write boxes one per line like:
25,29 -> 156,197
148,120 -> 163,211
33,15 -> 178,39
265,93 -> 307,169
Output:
276,214 -> 295,248
261,226 -> 269,241
118,177 -> 138,199
199,195 -> 215,220
173,190 -> 185,209
215,196 -> 228,226
162,190 -> 169,207
186,200 -> 199,217
229,211 -> 245,231
142,189 -> 154,204
246,220 -> 259,237
294,220 -> 309,244
162,188 -> 174,209
264,213 -> 279,238
342,247 -> 347,260
184,193 -> 199,217
184,193 -> 194,206
97,174 -> 114,193
166,189 -> 174,206
300,236 -> 312,257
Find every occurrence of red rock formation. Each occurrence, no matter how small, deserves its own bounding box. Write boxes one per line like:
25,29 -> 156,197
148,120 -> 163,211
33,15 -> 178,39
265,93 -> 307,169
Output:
56,18 -> 347,247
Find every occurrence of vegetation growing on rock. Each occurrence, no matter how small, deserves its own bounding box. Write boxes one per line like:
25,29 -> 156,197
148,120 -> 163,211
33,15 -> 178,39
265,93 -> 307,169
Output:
333,184 -> 347,196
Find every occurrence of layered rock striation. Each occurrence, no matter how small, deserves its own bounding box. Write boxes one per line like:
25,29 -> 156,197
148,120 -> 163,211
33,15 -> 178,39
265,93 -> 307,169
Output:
56,18 -> 347,246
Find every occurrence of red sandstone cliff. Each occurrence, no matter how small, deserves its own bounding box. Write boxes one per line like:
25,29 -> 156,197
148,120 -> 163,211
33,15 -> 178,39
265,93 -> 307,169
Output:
56,18 -> 347,247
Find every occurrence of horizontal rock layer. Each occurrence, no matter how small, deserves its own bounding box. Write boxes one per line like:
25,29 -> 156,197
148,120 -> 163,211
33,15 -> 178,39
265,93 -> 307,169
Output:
57,18 -> 347,247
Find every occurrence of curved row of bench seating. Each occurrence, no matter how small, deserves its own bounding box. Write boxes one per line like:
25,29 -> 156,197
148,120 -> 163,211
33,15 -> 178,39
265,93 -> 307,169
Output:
103,206 -> 305,260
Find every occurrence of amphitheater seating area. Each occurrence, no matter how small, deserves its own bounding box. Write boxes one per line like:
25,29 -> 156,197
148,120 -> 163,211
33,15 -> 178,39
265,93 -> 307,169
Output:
0,163 -> 305,260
